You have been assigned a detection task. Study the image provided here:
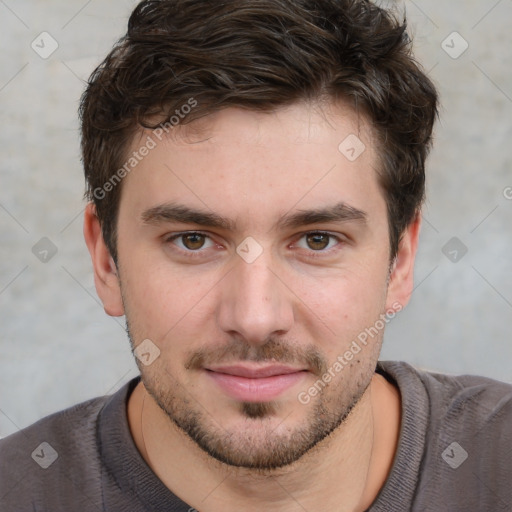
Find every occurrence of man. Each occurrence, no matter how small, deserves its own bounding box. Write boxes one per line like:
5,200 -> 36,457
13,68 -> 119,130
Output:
1,0 -> 511,510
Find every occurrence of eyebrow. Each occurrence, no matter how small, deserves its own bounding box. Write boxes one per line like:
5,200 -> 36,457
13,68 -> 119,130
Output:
140,201 -> 367,231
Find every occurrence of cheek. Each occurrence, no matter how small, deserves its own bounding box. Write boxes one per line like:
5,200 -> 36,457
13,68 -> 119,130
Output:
297,265 -> 389,349
306,262 -> 387,311
120,251 -> 221,342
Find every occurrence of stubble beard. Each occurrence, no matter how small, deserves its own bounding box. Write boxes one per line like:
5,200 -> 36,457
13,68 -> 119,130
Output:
123,295 -> 377,471
137,352 -> 372,471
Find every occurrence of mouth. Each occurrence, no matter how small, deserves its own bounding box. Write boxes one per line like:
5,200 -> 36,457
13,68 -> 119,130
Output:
203,364 -> 309,402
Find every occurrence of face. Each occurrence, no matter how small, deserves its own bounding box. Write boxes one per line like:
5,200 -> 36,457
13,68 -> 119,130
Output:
96,101 -> 414,470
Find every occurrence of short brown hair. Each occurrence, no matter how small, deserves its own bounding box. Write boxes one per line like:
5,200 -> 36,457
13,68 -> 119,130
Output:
80,0 -> 438,264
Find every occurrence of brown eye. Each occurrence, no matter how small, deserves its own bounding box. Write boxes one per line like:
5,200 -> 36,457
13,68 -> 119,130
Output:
306,233 -> 331,250
181,233 -> 206,250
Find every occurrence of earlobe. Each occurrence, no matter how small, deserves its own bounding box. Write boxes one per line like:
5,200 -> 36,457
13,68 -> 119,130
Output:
83,202 -> 125,317
385,212 -> 421,311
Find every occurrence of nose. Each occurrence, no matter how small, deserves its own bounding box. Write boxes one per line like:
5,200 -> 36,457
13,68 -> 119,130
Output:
217,252 -> 294,346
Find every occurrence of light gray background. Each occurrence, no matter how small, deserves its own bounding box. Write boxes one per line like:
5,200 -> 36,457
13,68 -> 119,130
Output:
0,0 -> 511,438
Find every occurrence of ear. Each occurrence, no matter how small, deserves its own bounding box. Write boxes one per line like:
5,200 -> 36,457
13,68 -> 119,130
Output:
83,202 -> 125,317
385,212 -> 421,311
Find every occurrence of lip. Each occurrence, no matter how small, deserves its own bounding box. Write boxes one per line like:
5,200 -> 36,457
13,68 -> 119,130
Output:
204,364 -> 308,402
205,364 -> 304,378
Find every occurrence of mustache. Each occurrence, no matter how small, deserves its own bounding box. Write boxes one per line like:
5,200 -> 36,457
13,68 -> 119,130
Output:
184,337 -> 328,376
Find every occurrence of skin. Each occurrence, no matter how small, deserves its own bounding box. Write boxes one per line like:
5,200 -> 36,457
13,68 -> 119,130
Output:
84,100 -> 420,511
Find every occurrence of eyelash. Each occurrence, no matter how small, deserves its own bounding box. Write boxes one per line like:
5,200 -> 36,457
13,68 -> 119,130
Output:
297,231 -> 344,258
163,231 -> 344,259
164,231 -> 218,259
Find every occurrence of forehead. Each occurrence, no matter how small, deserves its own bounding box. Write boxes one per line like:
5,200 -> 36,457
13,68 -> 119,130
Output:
151,99 -> 375,149
118,100 -> 384,229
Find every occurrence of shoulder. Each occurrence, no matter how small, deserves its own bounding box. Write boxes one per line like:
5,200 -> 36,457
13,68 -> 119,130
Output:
380,360 -> 512,425
380,361 -> 512,510
393,360 -> 512,429
0,392 -> 109,458
0,393 -> 110,511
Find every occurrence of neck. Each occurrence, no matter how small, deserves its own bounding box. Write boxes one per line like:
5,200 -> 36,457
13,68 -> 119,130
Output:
127,372 -> 400,512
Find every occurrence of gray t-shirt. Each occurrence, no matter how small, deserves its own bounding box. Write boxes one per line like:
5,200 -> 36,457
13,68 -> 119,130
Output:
1,360 -> 511,511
